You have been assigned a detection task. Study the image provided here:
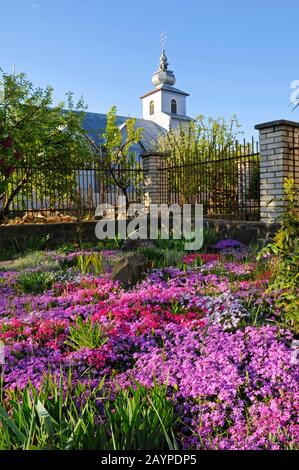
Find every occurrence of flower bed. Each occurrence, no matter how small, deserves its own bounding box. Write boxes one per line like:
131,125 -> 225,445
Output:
0,245 -> 298,450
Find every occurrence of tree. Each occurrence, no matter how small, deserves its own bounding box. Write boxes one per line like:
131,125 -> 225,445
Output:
97,106 -> 143,209
0,70 -> 90,222
156,116 -> 251,210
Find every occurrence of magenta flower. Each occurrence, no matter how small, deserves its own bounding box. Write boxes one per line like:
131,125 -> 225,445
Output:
0,249 -> 298,450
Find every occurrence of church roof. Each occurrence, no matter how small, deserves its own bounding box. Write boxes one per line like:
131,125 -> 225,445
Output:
82,111 -> 165,151
140,84 -> 189,99
163,112 -> 193,121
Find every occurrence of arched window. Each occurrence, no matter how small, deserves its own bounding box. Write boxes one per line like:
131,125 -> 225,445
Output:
171,99 -> 177,114
149,100 -> 154,115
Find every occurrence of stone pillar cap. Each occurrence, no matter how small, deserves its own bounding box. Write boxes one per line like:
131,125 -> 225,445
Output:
141,151 -> 170,157
255,119 -> 299,130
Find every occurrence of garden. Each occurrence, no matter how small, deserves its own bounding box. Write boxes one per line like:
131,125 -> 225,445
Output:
0,69 -> 298,452
0,198 -> 298,450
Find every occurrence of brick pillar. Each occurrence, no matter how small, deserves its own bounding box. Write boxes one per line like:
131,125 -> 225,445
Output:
255,119 -> 299,223
141,152 -> 169,207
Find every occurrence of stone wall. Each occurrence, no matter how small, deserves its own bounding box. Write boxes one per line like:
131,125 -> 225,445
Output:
0,222 -> 98,251
0,218 -> 279,253
203,218 -> 279,245
255,119 -> 299,223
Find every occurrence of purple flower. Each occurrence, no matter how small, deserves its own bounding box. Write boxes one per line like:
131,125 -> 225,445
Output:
0,249 -> 298,450
211,239 -> 246,250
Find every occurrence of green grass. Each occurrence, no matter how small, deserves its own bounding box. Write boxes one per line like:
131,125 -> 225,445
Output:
1,251 -> 60,272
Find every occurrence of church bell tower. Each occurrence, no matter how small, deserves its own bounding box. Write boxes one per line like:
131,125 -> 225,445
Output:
140,33 -> 191,130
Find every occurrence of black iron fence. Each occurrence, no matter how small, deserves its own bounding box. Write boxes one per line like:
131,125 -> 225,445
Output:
2,155 -> 144,220
159,138 -> 260,220
2,139 -> 260,221
288,127 -> 299,189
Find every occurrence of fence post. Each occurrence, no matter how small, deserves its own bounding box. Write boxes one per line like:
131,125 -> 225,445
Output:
141,152 -> 168,208
255,119 -> 299,223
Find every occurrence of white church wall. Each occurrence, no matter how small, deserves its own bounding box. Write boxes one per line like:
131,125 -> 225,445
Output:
142,91 -> 172,130
142,90 -> 187,121
142,92 -> 162,121
161,90 -> 186,116
157,111 -> 171,130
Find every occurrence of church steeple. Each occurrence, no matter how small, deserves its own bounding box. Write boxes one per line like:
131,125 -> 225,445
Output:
140,32 -> 191,130
152,32 -> 176,87
152,50 -> 176,87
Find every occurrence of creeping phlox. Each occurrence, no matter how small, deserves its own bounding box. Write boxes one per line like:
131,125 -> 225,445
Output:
0,241 -> 298,450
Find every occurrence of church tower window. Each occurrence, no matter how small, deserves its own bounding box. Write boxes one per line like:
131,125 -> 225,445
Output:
171,99 -> 177,114
150,100 -> 154,115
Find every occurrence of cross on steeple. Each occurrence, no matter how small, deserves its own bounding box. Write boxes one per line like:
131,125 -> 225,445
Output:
160,31 -> 167,53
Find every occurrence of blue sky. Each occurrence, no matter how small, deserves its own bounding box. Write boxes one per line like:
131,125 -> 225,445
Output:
1,0 -> 299,137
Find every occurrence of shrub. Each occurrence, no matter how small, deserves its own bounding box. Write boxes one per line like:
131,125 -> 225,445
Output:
66,316 -> 108,351
76,252 -> 103,275
17,271 -> 55,294
257,178 -> 299,330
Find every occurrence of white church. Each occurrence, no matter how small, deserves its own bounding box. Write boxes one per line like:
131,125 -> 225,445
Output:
82,48 -> 192,153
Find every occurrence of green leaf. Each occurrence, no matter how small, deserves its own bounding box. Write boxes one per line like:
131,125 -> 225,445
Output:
0,404 -> 27,445
36,400 -> 55,446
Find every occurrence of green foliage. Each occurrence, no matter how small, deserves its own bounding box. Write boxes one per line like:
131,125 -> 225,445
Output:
155,227 -> 218,253
97,234 -> 123,250
99,106 -> 143,207
199,227 -> 219,253
258,178 -> 299,259
139,228 -> 218,268
0,375 -> 178,450
139,246 -> 184,269
58,241 -> 97,254
246,163 -> 260,200
76,252 -> 103,275
105,383 -> 178,450
58,242 -> 82,255
156,116 -> 249,207
242,296 -> 274,327
66,316 -> 108,351
157,115 -> 242,158
257,178 -> 299,330
17,270 -> 55,294
0,69 -> 90,221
